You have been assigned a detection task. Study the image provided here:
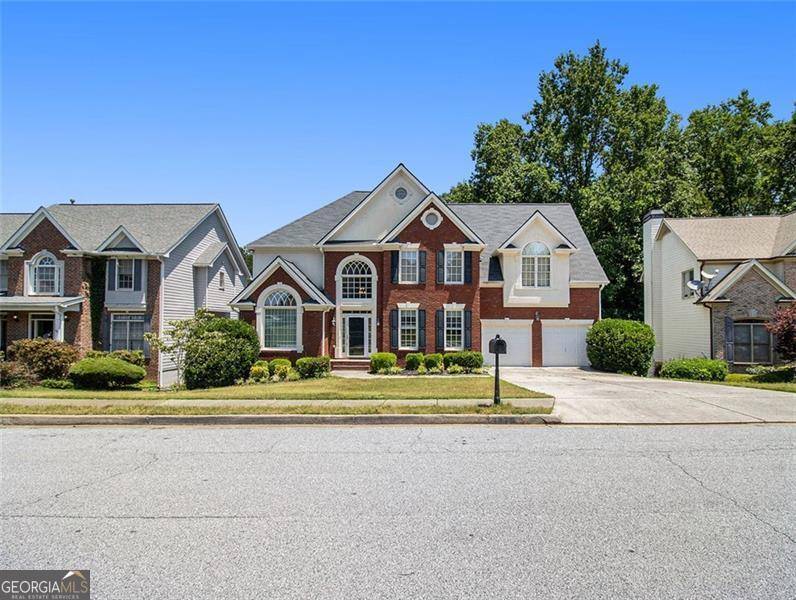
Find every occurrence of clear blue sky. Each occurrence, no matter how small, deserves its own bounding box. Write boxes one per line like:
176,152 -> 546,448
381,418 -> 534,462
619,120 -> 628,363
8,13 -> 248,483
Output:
2,1 -> 794,245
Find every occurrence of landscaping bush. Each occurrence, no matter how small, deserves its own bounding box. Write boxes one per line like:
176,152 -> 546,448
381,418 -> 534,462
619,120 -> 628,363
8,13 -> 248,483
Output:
40,379 -> 75,389
416,364 -> 428,375
249,360 -> 270,382
296,356 -> 331,379
746,364 -> 796,383
269,358 -> 292,371
377,366 -> 403,375
8,338 -> 79,380
423,353 -> 443,370
405,352 -> 424,371
109,349 -> 145,367
586,319 -> 655,375
195,317 -> 260,355
69,357 -> 146,389
370,352 -> 397,373
447,364 -> 465,375
0,361 -> 34,388
443,351 -> 484,372
184,331 -> 258,389
271,364 -> 300,381
660,358 -> 728,381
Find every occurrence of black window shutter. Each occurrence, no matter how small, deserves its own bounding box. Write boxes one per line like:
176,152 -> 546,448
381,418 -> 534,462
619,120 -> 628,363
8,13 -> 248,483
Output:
390,309 -> 399,349
133,259 -> 143,291
391,251 -> 399,284
107,259 -> 116,291
418,310 -> 426,350
464,309 -> 472,349
435,309 -> 444,351
436,251 -> 444,284
724,316 -> 734,363
143,314 -> 152,358
102,313 -> 111,350
464,252 -> 473,284
418,251 -> 427,283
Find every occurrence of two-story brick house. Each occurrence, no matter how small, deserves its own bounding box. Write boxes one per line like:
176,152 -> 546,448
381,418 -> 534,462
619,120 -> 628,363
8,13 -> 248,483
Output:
232,164 -> 608,367
0,202 -> 250,385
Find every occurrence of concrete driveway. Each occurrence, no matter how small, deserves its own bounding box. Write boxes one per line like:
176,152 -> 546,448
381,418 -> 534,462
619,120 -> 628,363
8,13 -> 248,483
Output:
500,367 -> 796,424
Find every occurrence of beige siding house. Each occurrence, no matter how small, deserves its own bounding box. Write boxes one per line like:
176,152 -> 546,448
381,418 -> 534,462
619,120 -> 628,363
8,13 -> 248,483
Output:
643,210 -> 796,369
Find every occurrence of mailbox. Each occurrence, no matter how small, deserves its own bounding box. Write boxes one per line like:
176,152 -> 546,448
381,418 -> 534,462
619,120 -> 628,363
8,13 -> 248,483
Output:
489,335 -> 507,355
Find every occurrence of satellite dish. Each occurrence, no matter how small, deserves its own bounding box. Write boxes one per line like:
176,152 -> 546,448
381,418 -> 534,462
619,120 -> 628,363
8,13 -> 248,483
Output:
701,269 -> 719,280
687,280 -> 703,291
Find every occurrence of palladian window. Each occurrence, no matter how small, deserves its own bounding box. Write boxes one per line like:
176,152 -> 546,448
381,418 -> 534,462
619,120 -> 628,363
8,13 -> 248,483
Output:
521,242 -> 551,288
341,260 -> 373,299
262,290 -> 298,349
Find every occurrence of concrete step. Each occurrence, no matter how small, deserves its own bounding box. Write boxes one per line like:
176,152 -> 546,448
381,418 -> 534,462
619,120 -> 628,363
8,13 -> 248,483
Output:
331,359 -> 371,371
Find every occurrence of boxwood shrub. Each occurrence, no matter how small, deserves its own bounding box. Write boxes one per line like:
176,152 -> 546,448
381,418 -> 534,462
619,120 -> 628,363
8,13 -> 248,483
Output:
586,319 -> 655,375
660,358 -> 728,381
405,352 -> 424,371
370,352 -> 397,373
443,351 -> 484,372
423,353 -> 443,370
8,338 -> 79,380
296,356 -> 331,379
69,357 -> 146,389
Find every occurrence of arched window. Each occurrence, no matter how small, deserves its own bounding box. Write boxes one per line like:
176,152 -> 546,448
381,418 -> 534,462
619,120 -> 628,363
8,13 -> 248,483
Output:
341,259 -> 373,299
262,289 -> 298,349
32,253 -> 61,295
521,242 -> 551,288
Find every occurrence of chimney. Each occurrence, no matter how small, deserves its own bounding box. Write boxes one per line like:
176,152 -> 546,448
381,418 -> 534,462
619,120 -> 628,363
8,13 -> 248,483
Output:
642,209 -> 665,360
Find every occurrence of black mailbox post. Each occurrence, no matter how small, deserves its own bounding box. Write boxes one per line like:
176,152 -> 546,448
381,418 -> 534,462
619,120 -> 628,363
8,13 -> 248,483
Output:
488,334 -> 507,405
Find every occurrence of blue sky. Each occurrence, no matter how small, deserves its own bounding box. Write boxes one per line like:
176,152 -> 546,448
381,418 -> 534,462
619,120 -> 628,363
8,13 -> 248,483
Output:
2,1 -> 794,246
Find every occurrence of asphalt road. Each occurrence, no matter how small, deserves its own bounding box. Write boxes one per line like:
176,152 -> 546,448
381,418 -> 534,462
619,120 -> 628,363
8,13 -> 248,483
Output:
1,425 -> 794,600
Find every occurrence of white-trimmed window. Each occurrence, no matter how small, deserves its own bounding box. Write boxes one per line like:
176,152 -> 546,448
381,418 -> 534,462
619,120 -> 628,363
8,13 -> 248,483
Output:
29,313 -> 55,339
219,271 -> 225,291
111,314 -> 145,351
681,269 -> 695,298
399,308 -> 418,350
521,242 -> 551,288
117,259 -> 134,290
0,260 -> 7,294
341,259 -> 373,299
445,249 -> 464,284
262,290 -> 298,349
445,308 -> 464,351
399,250 -> 419,284
733,321 -> 772,364
32,253 -> 61,295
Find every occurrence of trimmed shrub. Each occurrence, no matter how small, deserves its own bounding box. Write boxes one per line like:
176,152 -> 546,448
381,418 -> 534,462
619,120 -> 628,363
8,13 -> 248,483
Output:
660,358 -> 728,381
269,358 -> 292,371
8,338 -> 79,380
40,379 -> 75,389
586,319 -> 655,375
443,351 -> 484,372
296,356 -> 331,379
271,364 -> 296,381
747,364 -> 796,383
424,353 -> 443,370
416,364 -> 428,375
195,317 -> 260,355
109,349 -> 145,367
405,352 -> 424,371
377,366 -> 403,375
249,361 -> 270,382
370,352 -> 397,373
184,331 -> 258,389
0,361 -> 34,388
69,357 -> 146,389
447,364 -> 465,375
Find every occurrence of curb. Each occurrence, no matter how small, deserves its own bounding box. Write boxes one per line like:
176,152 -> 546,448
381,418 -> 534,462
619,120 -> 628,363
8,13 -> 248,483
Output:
0,413 -> 562,427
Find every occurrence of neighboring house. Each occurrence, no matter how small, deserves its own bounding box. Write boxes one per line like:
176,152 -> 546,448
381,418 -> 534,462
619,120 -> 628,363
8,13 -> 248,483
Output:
0,202 -> 250,386
232,164 -> 608,368
643,209 -> 796,369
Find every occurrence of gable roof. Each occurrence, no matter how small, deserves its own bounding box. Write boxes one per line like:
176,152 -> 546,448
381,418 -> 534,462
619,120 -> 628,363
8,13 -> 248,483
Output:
231,256 -> 333,307
449,203 -> 608,284
193,242 -> 235,268
246,191 -> 368,248
660,212 -> 796,260
380,193 -> 485,245
95,225 -> 146,252
701,259 -> 796,302
498,209 -> 578,250
0,213 -> 33,248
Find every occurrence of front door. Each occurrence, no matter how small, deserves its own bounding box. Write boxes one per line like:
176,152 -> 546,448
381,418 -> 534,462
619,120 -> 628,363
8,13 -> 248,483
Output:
346,316 -> 368,357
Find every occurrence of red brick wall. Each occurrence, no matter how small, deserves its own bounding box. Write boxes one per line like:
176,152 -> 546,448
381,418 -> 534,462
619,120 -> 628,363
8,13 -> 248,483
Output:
144,259 -> 161,380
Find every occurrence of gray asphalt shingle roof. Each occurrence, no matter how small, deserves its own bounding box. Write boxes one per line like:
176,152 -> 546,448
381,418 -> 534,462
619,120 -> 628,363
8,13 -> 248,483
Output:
0,213 -> 32,247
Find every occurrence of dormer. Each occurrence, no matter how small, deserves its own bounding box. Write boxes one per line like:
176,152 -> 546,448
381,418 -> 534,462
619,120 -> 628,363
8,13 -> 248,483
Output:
497,210 -> 577,307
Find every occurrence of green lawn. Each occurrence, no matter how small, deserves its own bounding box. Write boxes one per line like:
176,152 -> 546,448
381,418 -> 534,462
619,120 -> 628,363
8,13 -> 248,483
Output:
0,376 -> 547,401
0,402 -> 551,416
719,374 -> 796,394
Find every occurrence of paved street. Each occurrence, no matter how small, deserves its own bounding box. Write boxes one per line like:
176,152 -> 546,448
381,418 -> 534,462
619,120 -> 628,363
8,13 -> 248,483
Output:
1,424 -> 794,599
501,367 -> 796,424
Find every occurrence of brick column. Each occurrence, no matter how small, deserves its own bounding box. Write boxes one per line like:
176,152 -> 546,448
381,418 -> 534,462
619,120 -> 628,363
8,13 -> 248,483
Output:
532,319 -> 543,367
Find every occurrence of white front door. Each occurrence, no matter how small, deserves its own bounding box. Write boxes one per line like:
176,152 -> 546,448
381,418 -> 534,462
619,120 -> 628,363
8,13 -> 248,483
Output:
345,315 -> 370,357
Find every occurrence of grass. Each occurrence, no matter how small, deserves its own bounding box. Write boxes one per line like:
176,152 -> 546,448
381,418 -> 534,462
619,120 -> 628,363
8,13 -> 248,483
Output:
0,376 -> 548,401
719,374 -> 796,394
0,402 -> 552,416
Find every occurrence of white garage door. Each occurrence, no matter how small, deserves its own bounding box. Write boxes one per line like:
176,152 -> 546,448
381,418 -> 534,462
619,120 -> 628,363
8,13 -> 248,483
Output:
481,320 -> 532,366
542,320 -> 591,367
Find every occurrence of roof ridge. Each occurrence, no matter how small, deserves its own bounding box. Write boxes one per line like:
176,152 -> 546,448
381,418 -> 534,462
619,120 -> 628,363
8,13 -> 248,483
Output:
51,202 -> 218,206
666,213 -> 783,222
447,202 -> 572,206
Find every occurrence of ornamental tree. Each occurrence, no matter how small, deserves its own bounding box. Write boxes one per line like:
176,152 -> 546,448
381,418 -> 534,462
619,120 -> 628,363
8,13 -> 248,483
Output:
766,304 -> 796,362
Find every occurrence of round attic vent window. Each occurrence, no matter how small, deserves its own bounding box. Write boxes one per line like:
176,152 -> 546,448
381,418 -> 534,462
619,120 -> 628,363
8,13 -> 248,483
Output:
422,208 -> 442,230
394,187 -> 408,202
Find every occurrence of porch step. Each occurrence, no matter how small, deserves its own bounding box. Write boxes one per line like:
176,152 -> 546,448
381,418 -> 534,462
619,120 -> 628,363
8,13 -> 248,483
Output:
331,358 -> 371,372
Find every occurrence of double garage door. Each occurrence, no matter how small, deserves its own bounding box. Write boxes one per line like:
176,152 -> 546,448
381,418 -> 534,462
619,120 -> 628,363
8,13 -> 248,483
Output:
481,319 -> 591,367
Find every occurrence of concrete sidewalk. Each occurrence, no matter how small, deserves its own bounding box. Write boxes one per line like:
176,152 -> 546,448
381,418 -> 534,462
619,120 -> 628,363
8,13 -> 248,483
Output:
500,367 -> 795,424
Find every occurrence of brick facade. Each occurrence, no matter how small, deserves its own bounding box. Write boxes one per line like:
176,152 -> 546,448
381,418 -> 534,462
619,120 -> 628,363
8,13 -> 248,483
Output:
709,267 -> 787,367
